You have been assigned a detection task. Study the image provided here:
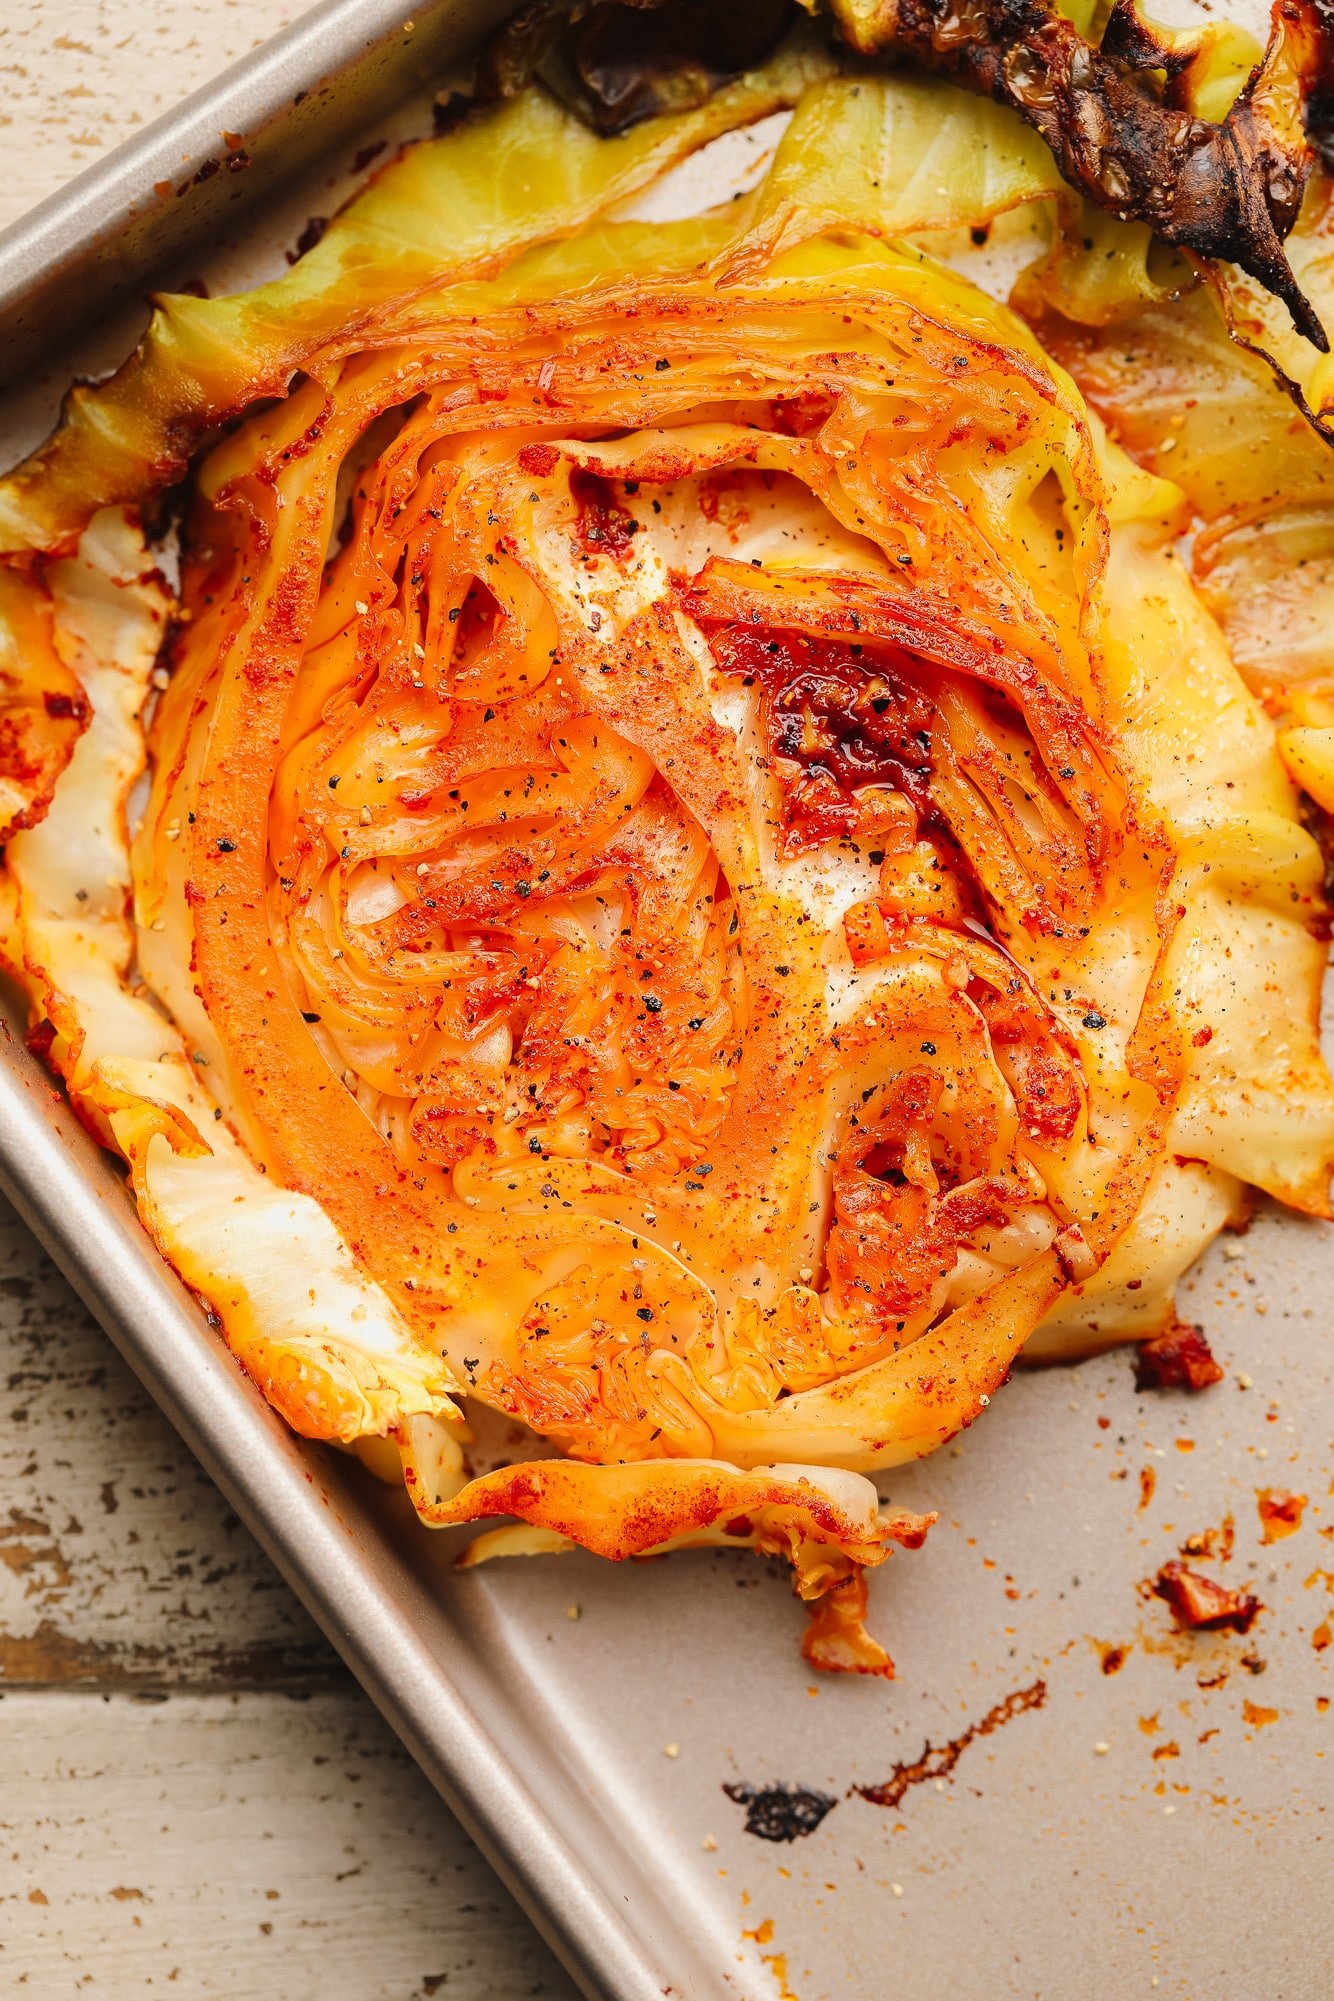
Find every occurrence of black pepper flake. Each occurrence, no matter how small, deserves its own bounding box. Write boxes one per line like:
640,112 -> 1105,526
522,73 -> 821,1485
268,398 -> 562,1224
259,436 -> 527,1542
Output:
1083,1011 -> 1107,1030
655,358 -> 671,371
920,1041 -> 936,1055
636,1306 -> 654,1321
216,837 -> 236,853
301,1011 -> 321,1023
644,995 -> 662,1013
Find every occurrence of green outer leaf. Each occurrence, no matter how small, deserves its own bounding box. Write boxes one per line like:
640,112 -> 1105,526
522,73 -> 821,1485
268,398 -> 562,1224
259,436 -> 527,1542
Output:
0,61 -> 1068,557
0,43 -> 830,556
730,71 -> 1062,260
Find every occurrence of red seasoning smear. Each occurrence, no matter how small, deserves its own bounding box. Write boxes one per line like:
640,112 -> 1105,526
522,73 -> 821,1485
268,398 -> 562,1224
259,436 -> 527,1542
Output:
1134,1325 -> 1225,1392
1153,1561 -> 1260,1634
853,1679 -> 1046,1810
1257,1488 -> 1307,1543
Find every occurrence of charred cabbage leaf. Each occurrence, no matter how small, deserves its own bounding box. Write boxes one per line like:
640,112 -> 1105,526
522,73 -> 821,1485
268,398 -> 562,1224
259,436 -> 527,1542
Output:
480,0 -> 1334,346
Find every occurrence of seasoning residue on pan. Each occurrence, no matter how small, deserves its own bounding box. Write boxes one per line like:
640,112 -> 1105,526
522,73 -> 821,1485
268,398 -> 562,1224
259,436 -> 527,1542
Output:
852,1678 -> 1047,1813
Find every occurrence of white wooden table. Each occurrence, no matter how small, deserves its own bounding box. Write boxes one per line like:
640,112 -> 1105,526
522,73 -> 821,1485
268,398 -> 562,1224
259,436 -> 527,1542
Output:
0,8 -> 579,1995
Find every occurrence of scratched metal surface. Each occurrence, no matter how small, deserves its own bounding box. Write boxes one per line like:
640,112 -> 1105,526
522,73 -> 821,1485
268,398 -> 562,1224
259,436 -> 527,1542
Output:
0,4 -> 1331,1996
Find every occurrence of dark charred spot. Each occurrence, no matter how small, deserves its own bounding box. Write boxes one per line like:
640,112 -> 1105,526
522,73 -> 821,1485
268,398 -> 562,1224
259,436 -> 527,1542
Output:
42,690 -> 87,721
285,215 -> 328,266
722,1781 -> 838,1842
479,0 -> 796,134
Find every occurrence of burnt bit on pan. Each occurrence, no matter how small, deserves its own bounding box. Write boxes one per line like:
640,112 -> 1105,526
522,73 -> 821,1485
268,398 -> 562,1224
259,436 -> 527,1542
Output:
1152,1559 -> 1260,1633
477,0 -> 1334,346
1134,1323 -> 1225,1392
722,1781 -> 839,1841
285,215 -> 328,266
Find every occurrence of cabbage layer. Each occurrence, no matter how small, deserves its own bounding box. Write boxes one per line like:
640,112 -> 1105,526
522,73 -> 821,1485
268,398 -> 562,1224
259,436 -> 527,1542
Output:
1,65 -> 1332,1673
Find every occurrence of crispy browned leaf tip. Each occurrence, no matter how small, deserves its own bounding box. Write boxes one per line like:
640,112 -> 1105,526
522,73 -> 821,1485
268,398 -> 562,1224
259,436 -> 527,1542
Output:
477,0 -> 798,132
478,0 -> 1334,350
853,0 -> 1334,352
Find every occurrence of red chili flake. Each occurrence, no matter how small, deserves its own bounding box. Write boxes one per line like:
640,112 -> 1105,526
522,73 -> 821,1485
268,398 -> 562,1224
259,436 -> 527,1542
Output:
517,443 -> 560,478
25,1018 -> 58,1071
1134,1324 -> 1224,1392
1153,1561 -> 1259,1634
1191,1025 -> 1214,1047
571,469 -> 636,560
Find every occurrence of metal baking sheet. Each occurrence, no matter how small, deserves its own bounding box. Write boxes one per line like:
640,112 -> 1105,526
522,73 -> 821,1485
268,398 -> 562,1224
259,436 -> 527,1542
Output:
1,6 -> 1331,1996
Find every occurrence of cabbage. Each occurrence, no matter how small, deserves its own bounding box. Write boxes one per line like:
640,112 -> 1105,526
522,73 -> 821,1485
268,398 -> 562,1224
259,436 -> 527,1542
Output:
1,68 -> 1330,1673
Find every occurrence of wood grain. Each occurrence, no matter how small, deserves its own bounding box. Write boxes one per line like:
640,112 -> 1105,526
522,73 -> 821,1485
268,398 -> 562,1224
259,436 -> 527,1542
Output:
0,1689 -> 579,1998
0,1204 -> 338,1692
0,0 -> 315,231
0,1202 -> 579,1999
